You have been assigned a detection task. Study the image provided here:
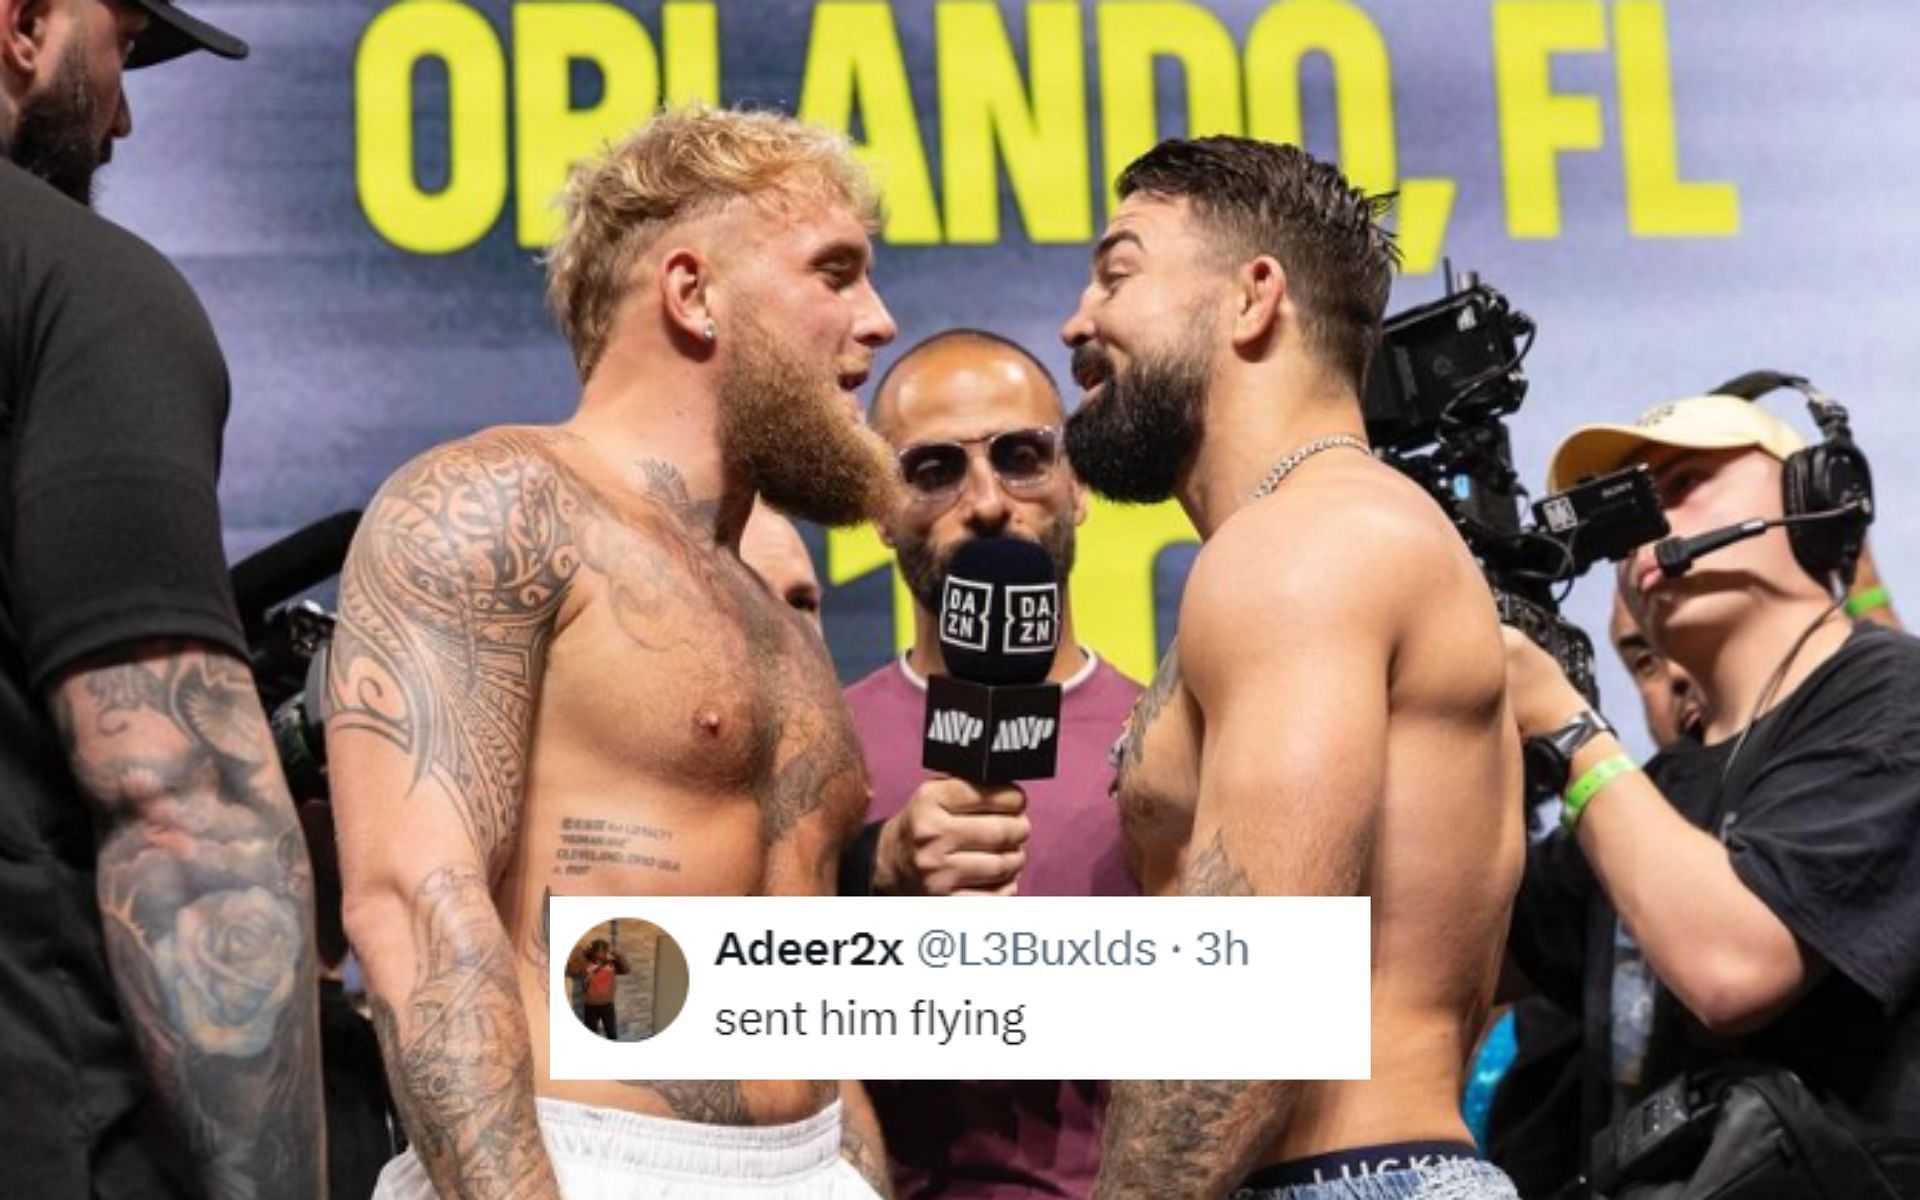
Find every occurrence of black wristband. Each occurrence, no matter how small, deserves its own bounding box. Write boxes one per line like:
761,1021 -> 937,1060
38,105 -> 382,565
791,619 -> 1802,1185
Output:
837,820 -> 885,897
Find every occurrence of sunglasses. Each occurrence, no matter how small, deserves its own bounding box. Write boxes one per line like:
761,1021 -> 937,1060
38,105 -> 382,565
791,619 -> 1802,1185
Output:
896,427 -> 1063,506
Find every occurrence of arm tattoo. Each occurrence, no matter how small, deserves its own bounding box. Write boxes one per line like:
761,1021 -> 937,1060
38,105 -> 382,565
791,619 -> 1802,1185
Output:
327,434 -> 580,872
1096,836 -> 1276,1196
52,647 -> 324,1200
1117,644 -> 1181,772
837,1086 -> 894,1199
524,886 -> 553,978
1180,830 -> 1255,897
329,436 -> 574,1195
841,1119 -> 892,1197
1094,1079 -> 1291,1200
372,865 -> 557,1199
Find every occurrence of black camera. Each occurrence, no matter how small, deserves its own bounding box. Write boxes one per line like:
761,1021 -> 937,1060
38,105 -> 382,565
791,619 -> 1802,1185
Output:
1363,272 -> 1668,707
251,600 -> 334,802
233,511 -> 359,803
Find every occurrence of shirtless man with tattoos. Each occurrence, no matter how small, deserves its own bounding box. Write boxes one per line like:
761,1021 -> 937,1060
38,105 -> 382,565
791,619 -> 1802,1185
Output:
1059,137 -> 1524,1199
326,107 -> 897,1199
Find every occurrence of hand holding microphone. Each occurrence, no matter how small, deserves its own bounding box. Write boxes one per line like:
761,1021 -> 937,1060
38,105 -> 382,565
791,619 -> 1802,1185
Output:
874,777 -> 1029,896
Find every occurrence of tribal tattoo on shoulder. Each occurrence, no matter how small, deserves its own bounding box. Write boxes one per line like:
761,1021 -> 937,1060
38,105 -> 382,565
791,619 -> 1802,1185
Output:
51,645 -> 323,1200
328,433 -> 583,870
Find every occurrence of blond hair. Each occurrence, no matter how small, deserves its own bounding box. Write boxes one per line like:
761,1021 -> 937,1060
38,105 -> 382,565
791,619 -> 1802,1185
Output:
545,105 -> 879,378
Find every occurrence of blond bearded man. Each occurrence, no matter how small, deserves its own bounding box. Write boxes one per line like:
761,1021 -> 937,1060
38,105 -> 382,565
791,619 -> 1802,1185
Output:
328,108 -> 899,1199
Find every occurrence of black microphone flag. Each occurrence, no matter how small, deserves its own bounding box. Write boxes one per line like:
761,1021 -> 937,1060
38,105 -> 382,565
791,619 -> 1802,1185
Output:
924,538 -> 1063,783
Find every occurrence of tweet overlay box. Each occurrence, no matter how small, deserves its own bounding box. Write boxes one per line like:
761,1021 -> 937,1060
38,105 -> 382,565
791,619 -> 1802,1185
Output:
550,897 -> 1369,1080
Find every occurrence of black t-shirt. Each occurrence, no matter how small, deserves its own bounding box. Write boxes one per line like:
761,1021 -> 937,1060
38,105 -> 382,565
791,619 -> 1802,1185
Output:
1500,744 -> 1720,1193
1702,623 -> 1920,1148
1,161 -> 246,1197
1512,622 -> 1920,1188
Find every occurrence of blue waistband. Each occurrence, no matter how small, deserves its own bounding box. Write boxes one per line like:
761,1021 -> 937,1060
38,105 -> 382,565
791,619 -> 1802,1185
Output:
1242,1140 -> 1483,1189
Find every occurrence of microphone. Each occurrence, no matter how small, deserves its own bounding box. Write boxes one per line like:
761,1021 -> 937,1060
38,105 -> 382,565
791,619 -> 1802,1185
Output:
230,510 -> 362,636
1652,501 -> 1868,578
922,537 -> 1063,783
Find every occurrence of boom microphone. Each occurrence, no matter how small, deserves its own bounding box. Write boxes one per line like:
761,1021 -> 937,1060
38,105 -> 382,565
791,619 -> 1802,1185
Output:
230,510 -> 361,635
923,538 -> 1063,782
1652,501 -> 1868,579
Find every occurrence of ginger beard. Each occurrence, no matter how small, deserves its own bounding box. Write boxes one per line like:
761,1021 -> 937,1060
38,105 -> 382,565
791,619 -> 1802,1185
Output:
1063,308 -> 1214,504
718,310 -> 897,528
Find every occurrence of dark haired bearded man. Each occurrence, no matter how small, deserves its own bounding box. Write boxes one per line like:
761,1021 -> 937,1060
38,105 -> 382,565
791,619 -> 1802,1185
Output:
1060,136 -> 1523,1200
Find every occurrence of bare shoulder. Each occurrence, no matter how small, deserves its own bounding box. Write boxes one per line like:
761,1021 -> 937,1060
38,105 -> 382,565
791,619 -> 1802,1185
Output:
369,425 -> 584,531
346,425 -> 591,624
1182,458 -> 1469,664
329,427 -> 597,869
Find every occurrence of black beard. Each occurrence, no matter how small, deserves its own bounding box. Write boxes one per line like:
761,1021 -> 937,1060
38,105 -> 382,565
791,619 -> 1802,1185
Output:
1063,334 -> 1210,504
896,519 -> 1078,616
9,44 -> 103,205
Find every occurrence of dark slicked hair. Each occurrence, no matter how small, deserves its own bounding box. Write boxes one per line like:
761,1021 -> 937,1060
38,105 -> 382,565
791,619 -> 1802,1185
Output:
1117,137 -> 1398,390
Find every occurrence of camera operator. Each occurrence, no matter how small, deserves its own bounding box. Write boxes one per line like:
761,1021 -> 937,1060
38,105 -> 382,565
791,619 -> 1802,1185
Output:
1,3 -> 324,1197
1487,588 -> 1707,1197
1502,391 -> 1920,1196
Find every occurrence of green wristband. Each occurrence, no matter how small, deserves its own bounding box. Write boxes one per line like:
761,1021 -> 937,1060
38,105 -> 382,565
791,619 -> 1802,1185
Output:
1562,753 -> 1637,832
1845,585 -> 1891,619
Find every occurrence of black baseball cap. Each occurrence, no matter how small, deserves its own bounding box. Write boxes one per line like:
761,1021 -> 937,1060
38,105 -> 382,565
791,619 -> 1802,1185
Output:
125,0 -> 249,70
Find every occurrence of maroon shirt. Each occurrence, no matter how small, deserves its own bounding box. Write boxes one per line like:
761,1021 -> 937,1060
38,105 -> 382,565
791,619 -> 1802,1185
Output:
845,651 -> 1141,1199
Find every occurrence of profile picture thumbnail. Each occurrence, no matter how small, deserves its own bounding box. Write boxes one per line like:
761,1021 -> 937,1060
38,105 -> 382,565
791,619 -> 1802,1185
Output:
564,919 -> 689,1042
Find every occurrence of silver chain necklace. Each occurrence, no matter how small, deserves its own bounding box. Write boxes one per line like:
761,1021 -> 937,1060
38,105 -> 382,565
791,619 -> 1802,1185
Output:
1249,434 -> 1370,500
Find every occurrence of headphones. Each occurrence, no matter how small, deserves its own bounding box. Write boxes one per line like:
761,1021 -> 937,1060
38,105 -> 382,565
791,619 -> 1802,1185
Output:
1711,370 -> 1874,590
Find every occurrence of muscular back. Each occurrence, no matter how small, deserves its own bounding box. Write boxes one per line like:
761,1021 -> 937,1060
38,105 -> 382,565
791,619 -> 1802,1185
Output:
329,427 -> 867,1158
1110,453 -> 1522,1164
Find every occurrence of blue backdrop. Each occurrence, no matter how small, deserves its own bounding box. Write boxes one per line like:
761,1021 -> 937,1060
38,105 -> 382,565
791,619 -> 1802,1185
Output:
97,1 -> 1920,758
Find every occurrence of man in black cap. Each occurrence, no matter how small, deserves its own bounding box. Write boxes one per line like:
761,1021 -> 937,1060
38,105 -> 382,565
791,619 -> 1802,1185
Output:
1,3 -> 324,1198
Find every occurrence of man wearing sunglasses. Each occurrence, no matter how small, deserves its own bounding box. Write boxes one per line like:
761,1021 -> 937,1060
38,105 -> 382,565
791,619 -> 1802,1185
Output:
1060,137 -> 1523,1200
2,2 -> 326,1197
842,329 -> 1142,1199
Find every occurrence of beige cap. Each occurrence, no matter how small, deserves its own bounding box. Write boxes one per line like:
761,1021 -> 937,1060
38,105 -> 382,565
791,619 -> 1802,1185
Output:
1547,393 -> 1807,493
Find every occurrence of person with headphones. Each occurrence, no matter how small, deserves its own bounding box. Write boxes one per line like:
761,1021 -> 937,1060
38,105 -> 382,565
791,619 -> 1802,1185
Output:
1500,379 -> 1920,1197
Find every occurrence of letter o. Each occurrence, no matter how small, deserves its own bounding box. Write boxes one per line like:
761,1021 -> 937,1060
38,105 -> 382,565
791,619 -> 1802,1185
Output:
356,0 -> 509,254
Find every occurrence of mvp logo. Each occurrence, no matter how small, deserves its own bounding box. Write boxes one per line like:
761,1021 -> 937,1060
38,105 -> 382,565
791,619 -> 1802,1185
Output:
991,717 -> 1056,753
928,710 -> 984,747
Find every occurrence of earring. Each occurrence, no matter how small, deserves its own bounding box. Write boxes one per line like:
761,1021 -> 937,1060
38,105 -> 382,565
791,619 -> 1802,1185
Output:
703,322 -> 717,343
